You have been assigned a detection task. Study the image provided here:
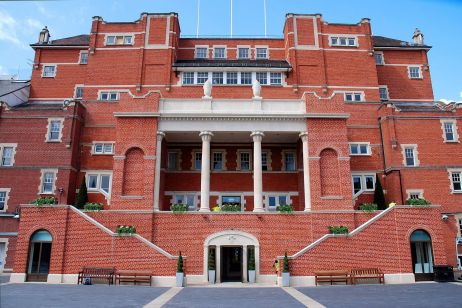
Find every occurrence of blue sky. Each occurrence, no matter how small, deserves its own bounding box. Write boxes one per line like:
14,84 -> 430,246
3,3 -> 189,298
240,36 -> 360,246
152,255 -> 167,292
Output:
0,0 -> 461,100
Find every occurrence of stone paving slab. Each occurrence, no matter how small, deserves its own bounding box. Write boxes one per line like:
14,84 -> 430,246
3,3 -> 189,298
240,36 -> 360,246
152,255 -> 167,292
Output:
0,275 -> 10,284
0,284 -> 168,308
163,287 -> 306,308
297,283 -> 462,308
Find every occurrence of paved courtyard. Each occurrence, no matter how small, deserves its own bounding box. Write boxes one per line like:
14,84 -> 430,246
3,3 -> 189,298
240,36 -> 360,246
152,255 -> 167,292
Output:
0,280 -> 461,307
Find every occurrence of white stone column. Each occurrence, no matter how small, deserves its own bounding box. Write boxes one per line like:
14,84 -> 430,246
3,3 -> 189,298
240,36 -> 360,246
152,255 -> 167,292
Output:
199,131 -> 213,212
299,132 -> 312,211
216,246 -> 221,283
243,245 -> 248,282
251,131 -> 265,212
153,131 -> 165,212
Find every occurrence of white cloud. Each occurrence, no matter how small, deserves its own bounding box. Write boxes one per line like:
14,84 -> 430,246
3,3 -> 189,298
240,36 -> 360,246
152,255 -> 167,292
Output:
26,19 -> 43,31
0,65 -> 9,75
0,10 -> 22,46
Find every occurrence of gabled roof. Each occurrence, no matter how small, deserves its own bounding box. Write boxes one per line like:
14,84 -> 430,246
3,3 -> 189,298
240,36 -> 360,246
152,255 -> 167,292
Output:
372,36 -> 431,49
173,59 -> 292,69
31,34 -> 90,47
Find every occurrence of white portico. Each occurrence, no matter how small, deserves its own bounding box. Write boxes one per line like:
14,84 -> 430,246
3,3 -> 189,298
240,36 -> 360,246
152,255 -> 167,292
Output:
154,96 -> 313,212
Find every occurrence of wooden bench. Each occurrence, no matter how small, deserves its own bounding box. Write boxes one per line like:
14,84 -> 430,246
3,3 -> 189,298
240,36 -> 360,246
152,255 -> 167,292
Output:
315,270 -> 350,285
115,270 -> 152,286
77,267 -> 115,285
350,268 -> 384,285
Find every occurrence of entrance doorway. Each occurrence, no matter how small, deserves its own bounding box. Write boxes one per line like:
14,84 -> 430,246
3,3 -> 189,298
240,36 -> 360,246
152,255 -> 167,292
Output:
27,230 -> 52,282
0,242 -> 6,272
221,246 -> 243,282
410,229 -> 434,281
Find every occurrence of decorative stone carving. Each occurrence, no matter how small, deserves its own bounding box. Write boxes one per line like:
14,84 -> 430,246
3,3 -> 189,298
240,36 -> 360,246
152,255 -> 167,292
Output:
252,79 -> 262,98
203,79 -> 212,98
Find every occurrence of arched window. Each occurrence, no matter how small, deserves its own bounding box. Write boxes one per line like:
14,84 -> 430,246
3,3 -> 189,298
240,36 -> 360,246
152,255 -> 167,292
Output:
410,229 -> 434,281
27,230 -> 52,282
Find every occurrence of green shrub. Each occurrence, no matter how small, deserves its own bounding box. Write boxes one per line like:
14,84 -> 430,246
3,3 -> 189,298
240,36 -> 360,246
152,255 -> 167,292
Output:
31,197 -> 56,206
359,203 -> 378,212
75,177 -> 88,209
115,225 -> 136,234
248,250 -> 255,271
328,226 -> 349,234
406,198 -> 431,206
283,252 -> 290,273
221,204 -> 241,212
171,203 -> 188,213
84,203 -> 103,211
276,204 -> 294,213
208,250 -> 215,270
177,251 -> 184,273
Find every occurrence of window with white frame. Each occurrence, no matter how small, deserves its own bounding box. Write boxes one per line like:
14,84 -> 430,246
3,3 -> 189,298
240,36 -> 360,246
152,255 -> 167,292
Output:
270,73 -> 282,85
167,151 -> 179,170
0,144 -> 16,167
374,52 -> 384,65
195,47 -> 208,59
194,152 -> 202,170
93,143 -> 114,155
256,72 -> 268,85
99,91 -> 119,101
262,151 -> 269,171
0,189 -> 10,212
183,72 -> 195,85
212,152 -> 223,171
79,52 -> 88,64
86,172 -> 112,196
407,189 -> 424,200
42,65 -> 56,78
173,194 -> 196,211
238,151 -> 251,171
106,35 -> 133,46
402,145 -> 419,167
352,174 -> 375,196
212,72 -> 224,84
40,170 -> 57,194
441,120 -> 458,142
283,151 -> 296,171
226,72 -> 238,85
349,143 -> 371,156
449,170 -> 462,193
330,36 -> 357,47
408,66 -> 422,79
238,47 -> 250,59
344,92 -> 363,102
213,47 -> 226,59
46,118 -> 63,142
266,194 -> 289,211
379,86 -> 389,101
197,72 -> 209,84
256,47 -> 268,59
75,86 -> 84,99
240,72 -> 252,84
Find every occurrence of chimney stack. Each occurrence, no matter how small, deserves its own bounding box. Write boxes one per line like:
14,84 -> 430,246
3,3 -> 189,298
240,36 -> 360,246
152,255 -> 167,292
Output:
412,28 -> 424,45
38,26 -> 50,44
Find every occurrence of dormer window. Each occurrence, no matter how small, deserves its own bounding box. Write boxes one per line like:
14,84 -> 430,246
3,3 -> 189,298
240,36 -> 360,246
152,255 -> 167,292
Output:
213,47 -> 226,59
195,47 -> 208,59
238,47 -> 250,59
256,47 -> 268,59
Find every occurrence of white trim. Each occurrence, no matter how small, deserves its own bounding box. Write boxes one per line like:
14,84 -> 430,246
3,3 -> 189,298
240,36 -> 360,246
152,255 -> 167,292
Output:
45,118 -> 64,142
212,45 -> 227,59
406,189 -> 424,200
78,51 -> 88,64
440,119 -> 459,143
41,64 -> 56,78
74,84 -> 84,99
211,149 -> 227,171
282,150 -> 296,171
255,45 -> 269,59
166,149 -> 182,171
351,173 -> 376,198
379,85 -> 389,101
343,91 -> 365,102
348,142 -> 371,156
0,238 -> 9,273
448,169 -> 462,194
84,171 -> 112,199
0,188 -> 11,212
92,142 -> 115,155
401,144 -> 420,167
194,45 -> 209,59
236,45 -> 251,59
236,149 -> 252,171
0,143 -> 17,167
98,90 -> 120,101
39,169 -> 58,195
328,35 -> 358,47
374,51 -> 384,65
104,33 -> 135,46
408,66 -> 423,79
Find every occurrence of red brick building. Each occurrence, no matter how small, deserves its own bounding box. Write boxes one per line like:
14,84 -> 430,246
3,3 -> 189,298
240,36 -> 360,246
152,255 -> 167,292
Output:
1,12 -> 461,285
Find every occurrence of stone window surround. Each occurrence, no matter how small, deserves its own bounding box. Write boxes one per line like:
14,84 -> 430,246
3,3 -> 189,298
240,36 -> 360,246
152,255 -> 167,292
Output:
348,142 -> 371,156
74,84 -> 84,99
0,188 -> 11,212
41,64 -> 56,78
236,149 -> 252,171
45,118 -> 64,143
79,51 -> 89,64
440,119 -> 459,143
92,142 -> 115,155
379,85 -> 389,101
166,192 -> 199,210
408,65 -> 423,79
401,144 -> 420,167
263,192 -> 294,211
104,34 -> 135,46
211,149 -> 227,171
448,169 -> 462,194
374,51 -> 384,65
0,238 -> 9,272
236,45 -> 251,59
0,143 -> 17,167
281,150 -> 297,172
167,149 -> 182,171
261,150 -> 272,171
406,189 -> 424,200
84,171 -> 112,198
255,45 -> 269,59
328,35 -> 358,47
39,169 -> 58,195
194,45 -> 209,59
180,71 -> 285,86
212,45 -> 227,59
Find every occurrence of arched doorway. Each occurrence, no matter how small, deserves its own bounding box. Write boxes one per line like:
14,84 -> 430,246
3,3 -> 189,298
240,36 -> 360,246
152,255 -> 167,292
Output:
204,230 -> 259,283
27,230 -> 52,282
410,229 -> 434,281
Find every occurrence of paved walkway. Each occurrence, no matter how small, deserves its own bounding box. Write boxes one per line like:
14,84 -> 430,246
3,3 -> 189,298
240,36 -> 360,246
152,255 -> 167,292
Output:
1,282 -> 461,307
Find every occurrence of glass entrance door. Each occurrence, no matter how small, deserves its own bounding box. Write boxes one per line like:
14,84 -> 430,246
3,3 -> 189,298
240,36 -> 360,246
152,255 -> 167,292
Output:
221,246 -> 243,282
410,230 -> 434,281
27,230 -> 52,282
